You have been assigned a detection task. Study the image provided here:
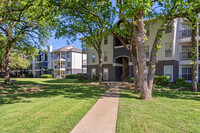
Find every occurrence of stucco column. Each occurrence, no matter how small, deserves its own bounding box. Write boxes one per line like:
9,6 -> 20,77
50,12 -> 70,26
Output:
60,51 -> 61,78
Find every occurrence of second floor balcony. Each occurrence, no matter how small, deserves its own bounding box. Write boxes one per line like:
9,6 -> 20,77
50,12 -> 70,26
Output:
53,55 -> 65,60
180,52 -> 192,60
54,65 -> 65,69
179,30 -> 192,38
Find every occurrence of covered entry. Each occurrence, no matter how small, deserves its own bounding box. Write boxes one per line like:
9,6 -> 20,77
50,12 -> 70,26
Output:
114,56 -> 130,82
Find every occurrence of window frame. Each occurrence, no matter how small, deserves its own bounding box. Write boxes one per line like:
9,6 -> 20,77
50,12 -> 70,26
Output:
103,68 -> 109,80
92,53 -> 96,63
104,36 -> 108,45
165,42 -> 172,57
91,68 -> 96,78
164,65 -> 173,82
104,51 -> 108,62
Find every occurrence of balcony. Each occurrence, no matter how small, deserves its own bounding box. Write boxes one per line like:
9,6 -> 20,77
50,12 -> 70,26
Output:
54,55 -> 65,60
54,65 -> 65,69
179,30 -> 192,38
179,52 -> 192,60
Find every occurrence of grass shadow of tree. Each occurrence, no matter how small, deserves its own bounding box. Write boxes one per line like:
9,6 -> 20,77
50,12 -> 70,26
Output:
119,88 -> 200,101
0,84 -> 105,105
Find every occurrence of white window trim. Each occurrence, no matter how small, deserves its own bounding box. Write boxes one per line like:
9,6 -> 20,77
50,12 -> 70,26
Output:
103,68 -> 109,80
164,65 -> 173,82
91,68 -> 96,78
165,42 -> 172,58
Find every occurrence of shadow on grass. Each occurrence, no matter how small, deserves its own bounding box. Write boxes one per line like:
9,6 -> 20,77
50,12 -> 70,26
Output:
0,84 -> 105,105
120,88 -> 200,101
43,79 -> 93,84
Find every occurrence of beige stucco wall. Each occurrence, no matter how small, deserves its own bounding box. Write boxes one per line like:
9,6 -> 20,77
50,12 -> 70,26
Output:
86,35 -> 114,65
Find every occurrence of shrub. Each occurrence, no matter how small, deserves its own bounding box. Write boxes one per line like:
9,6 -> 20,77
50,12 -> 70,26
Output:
154,76 -> 170,86
131,78 -> 135,83
65,74 -> 76,79
176,78 -> 186,85
41,74 -> 52,78
76,73 -> 87,80
92,75 -> 99,81
25,74 -> 33,78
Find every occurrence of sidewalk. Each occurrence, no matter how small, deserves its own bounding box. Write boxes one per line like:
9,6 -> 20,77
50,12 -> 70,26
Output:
70,88 -> 120,133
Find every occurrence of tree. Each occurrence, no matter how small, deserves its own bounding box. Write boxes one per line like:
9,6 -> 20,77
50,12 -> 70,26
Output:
55,0 -> 114,85
109,0 -> 200,99
0,0 -> 57,84
10,53 -> 31,77
180,0 -> 200,92
0,48 -> 5,78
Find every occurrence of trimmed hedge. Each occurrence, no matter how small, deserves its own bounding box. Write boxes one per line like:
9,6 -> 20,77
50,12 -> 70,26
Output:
176,78 -> 186,85
41,74 -> 52,78
154,76 -> 170,86
24,74 -> 33,78
65,74 -> 76,79
65,73 -> 87,80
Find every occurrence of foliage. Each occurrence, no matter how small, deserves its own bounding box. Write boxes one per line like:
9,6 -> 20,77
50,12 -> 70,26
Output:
154,76 -> 170,86
76,73 -> 87,81
131,78 -> 135,83
10,53 -> 31,70
41,74 -> 52,78
65,74 -> 76,79
176,78 -> 186,85
92,75 -> 99,82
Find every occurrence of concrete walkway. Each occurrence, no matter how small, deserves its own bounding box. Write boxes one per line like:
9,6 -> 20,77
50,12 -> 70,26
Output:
70,88 -> 120,133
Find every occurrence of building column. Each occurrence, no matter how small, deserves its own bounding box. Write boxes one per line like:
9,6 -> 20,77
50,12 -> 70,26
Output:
60,51 -> 61,78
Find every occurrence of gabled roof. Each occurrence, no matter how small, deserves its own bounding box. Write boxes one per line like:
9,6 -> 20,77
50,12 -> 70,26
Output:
52,45 -> 82,53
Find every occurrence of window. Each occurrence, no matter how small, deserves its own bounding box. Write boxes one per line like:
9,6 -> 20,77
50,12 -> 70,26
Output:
144,46 -> 150,58
182,67 -> 192,80
145,24 -> 150,37
91,68 -> 96,78
103,68 -> 109,80
92,53 -> 96,63
165,42 -> 172,57
164,66 -> 173,82
165,22 -> 173,33
67,62 -> 71,67
199,24 -> 200,36
104,51 -> 108,62
104,36 -> 108,45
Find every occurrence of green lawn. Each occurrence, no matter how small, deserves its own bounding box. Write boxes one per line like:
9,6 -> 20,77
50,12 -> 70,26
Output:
0,78 -> 105,133
117,89 -> 200,133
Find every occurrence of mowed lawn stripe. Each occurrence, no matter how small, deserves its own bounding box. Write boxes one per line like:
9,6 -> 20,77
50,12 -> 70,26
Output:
117,90 -> 200,133
0,78 -> 105,133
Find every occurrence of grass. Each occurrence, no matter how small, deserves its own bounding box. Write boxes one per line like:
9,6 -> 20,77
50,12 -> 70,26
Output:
0,78 -> 105,133
117,89 -> 200,133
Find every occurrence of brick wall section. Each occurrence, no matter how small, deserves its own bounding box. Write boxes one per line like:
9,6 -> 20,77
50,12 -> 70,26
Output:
87,64 -> 114,81
147,60 -> 179,82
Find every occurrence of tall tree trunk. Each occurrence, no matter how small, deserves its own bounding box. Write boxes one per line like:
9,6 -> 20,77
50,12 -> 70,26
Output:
148,22 -> 169,91
191,24 -> 198,92
5,48 -> 11,84
98,51 -> 103,85
130,51 -> 139,90
135,12 -> 152,100
0,68 -> 3,78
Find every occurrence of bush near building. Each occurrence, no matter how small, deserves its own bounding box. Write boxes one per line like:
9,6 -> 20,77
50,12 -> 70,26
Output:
41,74 -> 52,78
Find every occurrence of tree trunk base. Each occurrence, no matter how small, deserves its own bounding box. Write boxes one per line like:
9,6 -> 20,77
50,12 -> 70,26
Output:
140,96 -> 153,100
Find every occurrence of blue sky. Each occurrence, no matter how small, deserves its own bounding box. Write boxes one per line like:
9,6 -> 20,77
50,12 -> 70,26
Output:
48,32 -> 83,50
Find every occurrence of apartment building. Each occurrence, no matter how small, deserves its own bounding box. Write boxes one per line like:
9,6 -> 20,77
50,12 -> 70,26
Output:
30,45 -> 87,78
86,17 -> 200,82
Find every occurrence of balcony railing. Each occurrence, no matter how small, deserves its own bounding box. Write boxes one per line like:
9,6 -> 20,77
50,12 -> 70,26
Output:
54,55 -> 65,60
179,52 -> 192,60
35,66 -> 40,69
54,65 -> 65,69
179,30 -> 192,38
